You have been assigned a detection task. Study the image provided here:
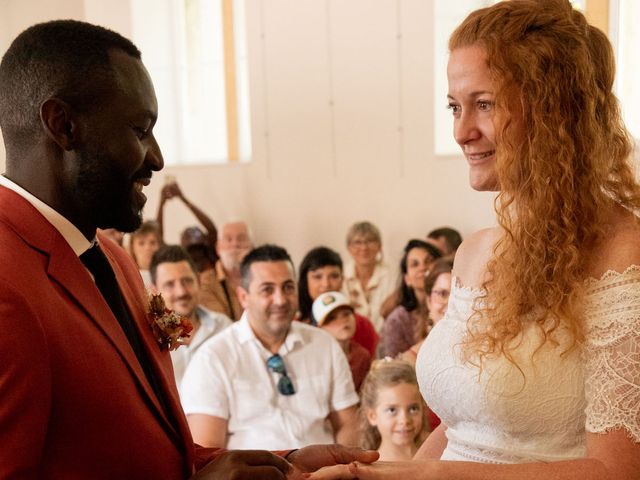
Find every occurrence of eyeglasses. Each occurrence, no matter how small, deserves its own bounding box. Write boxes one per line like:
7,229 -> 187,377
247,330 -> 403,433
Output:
266,354 -> 296,396
349,238 -> 378,248
430,289 -> 450,301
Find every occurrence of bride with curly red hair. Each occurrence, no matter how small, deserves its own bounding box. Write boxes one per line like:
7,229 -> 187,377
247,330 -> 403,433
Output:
311,1 -> 640,479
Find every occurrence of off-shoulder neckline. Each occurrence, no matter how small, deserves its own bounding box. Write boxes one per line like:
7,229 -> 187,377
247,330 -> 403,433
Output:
452,276 -> 483,295
453,264 -> 640,294
584,264 -> 640,286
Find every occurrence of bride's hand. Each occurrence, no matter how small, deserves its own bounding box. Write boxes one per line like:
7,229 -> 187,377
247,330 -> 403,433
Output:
285,445 -> 379,479
304,462 -> 357,480
306,461 -> 427,479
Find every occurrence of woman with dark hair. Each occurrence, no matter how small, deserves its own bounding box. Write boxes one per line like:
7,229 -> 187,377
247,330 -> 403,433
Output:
382,241 -> 448,358
379,241 -> 442,319
298,247 -> 343,324
398,258 -> 453,365
298,246 -> 379,357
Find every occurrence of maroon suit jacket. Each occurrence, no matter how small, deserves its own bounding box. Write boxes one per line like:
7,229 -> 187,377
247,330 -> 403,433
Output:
0,186 -> 218,479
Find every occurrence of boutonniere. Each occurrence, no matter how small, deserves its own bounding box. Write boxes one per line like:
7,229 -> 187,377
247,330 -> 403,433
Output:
147,294 -> 193,351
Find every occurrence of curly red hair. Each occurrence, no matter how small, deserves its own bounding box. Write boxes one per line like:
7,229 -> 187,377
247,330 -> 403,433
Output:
450,0 -> 640,366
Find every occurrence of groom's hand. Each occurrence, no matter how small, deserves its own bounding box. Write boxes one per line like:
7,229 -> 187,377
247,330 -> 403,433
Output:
287,444 -> 379,473
192,450 -> 292,479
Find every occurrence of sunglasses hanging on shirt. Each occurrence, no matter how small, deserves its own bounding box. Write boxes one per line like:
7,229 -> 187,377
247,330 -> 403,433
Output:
266,354 -> 296,396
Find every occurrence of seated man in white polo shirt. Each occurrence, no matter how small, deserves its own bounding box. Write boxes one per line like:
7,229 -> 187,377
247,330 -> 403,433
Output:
150,245 -> 231,388
180,244 -> 360,450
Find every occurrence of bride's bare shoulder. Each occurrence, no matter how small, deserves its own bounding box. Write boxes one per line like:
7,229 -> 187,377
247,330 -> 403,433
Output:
588,205 -> 640,279
452,227 -> 499,288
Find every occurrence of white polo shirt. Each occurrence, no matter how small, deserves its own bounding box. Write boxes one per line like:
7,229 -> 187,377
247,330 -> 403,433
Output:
180,313 -> 359,450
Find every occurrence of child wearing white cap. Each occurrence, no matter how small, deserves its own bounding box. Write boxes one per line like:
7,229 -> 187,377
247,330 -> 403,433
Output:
313,292 -> 372,391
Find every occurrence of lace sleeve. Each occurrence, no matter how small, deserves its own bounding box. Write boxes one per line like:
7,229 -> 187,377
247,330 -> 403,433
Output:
584,266 -> 640,442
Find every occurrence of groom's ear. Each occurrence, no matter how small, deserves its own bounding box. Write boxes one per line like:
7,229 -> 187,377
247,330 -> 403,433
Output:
40,97 -> 79,151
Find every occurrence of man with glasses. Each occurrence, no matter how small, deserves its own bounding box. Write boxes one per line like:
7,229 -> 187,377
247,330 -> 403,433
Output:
180,244 -> 360,450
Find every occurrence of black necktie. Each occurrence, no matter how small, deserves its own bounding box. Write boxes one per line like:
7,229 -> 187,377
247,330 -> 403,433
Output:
80,244 -> 166,407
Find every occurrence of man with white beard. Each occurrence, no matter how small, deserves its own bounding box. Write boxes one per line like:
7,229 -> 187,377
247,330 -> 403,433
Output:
198,221 -> 252,320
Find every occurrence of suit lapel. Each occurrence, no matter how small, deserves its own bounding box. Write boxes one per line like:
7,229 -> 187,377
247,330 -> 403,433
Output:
0,187 -> 183,448
48,241 -> 179,437
101,242 -> 192,453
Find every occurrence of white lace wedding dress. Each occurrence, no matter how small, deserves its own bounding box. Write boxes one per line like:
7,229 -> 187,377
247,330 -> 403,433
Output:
417,267 -> 640,463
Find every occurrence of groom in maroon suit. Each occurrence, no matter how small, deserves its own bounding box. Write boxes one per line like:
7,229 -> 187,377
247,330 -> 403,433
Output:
0,20 -> 376,479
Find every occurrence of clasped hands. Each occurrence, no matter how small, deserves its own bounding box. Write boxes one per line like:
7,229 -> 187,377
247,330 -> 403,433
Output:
192,444 -> 379,479
160,181 -> 184,202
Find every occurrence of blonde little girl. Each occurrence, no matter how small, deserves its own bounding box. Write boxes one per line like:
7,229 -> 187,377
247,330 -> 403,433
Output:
359,359 -> 425,461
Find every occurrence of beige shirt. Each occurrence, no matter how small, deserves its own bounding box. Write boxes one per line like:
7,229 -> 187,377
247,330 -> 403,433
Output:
198,261 -> 243,320
342,261 -> 396,333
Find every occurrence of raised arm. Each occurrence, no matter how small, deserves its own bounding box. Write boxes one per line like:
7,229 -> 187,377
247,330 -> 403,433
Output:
171,182 -> 218,250
156,181 -> 218,251
155,182 -> 177,241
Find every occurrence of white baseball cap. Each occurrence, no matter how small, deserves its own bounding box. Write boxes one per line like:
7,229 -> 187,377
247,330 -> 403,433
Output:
312,291 -> 354,326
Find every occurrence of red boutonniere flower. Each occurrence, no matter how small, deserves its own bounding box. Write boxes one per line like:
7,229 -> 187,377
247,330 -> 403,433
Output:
147,294 -> 193,351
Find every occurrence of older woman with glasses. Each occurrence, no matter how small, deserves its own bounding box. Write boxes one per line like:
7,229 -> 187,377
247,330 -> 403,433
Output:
342,221 -> 396,334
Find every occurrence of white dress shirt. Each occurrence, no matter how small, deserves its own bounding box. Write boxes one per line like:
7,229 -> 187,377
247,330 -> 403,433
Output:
180,312 -> 359,449
0,175 -> 91,255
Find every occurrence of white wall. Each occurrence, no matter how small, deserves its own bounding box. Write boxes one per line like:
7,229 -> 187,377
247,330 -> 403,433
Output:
0,0 -> 86,172
0,0 -> 496,271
